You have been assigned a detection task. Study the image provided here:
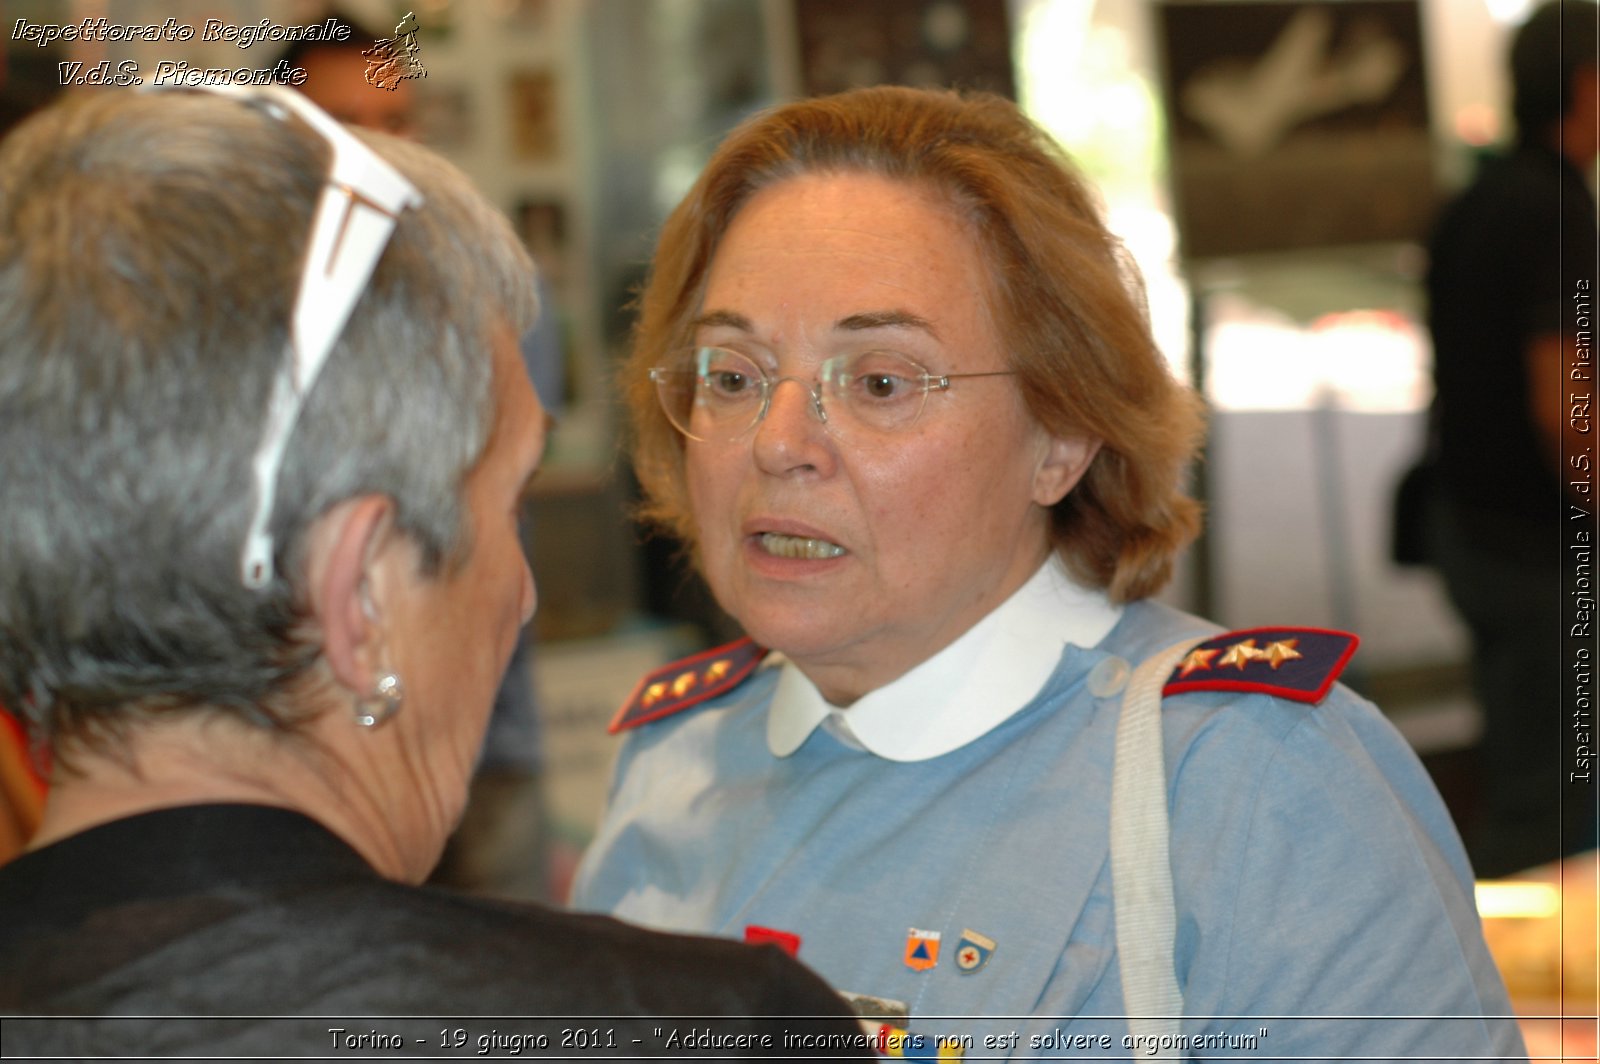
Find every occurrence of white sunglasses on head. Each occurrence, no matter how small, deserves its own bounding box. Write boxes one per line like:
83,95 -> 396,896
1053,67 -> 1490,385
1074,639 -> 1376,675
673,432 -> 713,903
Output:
144,83 -> 424,588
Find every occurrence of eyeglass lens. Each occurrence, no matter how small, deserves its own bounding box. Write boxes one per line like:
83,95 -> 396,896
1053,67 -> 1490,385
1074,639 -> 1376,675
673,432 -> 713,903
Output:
653,347 -> 934,442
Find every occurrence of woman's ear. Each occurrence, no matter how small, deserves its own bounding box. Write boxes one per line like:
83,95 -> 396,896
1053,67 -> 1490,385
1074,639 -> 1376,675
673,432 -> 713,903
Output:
1032,433 -> 1102,507
304,495 -> 397,696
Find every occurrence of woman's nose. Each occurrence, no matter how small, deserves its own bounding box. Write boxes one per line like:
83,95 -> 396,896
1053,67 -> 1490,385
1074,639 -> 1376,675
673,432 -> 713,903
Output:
767,376 -> 827,427
751,377 -> 834,476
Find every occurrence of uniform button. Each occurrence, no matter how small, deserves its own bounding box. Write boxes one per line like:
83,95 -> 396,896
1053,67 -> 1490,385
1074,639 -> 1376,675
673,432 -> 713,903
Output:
1087,656 -> 1130,698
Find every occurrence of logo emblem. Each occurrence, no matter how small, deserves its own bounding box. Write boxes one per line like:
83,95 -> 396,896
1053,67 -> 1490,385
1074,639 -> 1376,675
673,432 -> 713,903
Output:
954,929 -> 996,974
363,11 -> 427,90
903,928 -> 940,971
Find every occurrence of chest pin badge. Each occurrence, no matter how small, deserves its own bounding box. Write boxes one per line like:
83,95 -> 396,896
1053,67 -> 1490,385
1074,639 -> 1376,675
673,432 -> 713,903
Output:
954,929 -> 996,974
903,928 -> 941,972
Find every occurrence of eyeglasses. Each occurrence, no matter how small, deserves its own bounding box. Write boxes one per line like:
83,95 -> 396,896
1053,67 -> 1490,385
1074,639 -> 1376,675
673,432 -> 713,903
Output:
650,347 -> 1016,444
145,84 -> 423,589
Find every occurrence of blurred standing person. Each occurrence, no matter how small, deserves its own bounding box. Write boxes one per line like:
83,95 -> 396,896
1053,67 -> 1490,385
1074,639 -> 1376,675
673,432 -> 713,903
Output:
1427,0 -> 1600,877
285,8 -> 559,897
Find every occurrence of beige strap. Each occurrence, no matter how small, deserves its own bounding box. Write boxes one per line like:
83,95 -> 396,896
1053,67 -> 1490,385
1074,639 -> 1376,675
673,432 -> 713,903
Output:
1110,638 -> 1204,1058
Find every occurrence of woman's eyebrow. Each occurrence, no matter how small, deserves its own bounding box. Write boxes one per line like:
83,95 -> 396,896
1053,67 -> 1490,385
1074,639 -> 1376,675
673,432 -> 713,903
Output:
835,309 -> 939,339
690,308 -> 941,345
689,310 -> 755,331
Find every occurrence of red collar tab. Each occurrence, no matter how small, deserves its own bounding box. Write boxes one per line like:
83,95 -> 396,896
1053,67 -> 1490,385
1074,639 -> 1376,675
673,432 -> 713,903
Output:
1162,627 -> 1358,705
743,925 -> 802,956
607,637 -> 768,734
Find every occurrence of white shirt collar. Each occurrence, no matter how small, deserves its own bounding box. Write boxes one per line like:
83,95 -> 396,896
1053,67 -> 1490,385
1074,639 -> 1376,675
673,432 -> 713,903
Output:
766,555 -> 1124,762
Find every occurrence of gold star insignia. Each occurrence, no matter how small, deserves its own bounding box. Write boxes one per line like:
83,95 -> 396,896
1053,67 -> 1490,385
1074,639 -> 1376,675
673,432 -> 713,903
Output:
704,659 -> 731,683
1262,639 -> 1302,669
671,670 -> 698,697
1178,647 -> 1220,678
1218,639 -> 1265,670
641,681 -> 668,707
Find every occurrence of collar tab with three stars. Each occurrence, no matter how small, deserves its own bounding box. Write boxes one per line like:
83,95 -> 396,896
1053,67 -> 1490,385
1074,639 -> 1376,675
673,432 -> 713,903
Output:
1163,627 -> 1358,705
608,637 -> 769,734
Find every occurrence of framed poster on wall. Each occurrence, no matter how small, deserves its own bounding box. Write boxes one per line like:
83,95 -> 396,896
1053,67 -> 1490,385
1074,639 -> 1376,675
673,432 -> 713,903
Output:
1158,0 -> 1436,259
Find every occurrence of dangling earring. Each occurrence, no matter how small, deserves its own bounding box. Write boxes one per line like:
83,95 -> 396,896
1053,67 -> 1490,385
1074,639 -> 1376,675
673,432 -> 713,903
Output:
354,672 -> 404,728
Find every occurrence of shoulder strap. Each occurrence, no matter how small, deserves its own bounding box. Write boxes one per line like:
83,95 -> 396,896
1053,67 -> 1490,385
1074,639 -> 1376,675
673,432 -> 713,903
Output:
1110,637 -> 1203,1059
607,637 -> 767,734
1160,627 -> 1357,704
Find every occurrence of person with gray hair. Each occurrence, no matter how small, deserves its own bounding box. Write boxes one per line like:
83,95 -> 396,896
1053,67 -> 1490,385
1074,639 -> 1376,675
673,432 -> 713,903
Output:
0,87 -> 868,1058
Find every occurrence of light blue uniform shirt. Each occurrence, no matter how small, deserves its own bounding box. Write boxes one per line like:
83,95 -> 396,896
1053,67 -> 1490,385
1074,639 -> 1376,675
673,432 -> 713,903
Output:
574,567 -> 1525,1061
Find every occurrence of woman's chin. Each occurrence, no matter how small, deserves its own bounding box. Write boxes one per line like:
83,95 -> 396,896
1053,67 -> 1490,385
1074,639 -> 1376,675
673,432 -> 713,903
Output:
736,610 -> 860,669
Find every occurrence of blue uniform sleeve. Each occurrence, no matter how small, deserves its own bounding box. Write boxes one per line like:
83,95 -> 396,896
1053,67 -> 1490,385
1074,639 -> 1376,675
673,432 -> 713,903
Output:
1167,691 -> 1526,1060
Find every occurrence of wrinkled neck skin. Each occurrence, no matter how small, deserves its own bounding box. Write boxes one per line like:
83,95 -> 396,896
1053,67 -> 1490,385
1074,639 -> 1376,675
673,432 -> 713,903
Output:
29,695 -> 444,885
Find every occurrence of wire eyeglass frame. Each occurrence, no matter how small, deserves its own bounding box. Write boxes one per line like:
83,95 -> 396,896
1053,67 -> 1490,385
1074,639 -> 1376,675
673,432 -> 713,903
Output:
650,345 -> 1017,444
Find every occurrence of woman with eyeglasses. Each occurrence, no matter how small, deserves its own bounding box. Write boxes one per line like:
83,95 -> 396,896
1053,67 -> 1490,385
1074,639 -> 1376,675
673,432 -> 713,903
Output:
573,87 -> 1525,1059
0,89 -> 870,1057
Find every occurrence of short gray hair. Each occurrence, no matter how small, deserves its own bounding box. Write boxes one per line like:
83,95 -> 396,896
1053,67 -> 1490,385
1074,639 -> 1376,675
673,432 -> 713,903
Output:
0,90 -> 536,750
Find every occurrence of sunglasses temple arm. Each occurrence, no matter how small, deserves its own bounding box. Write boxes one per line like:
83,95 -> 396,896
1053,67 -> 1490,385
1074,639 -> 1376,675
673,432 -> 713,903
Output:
242,187 -> 416,588
239,357 -> 304,588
